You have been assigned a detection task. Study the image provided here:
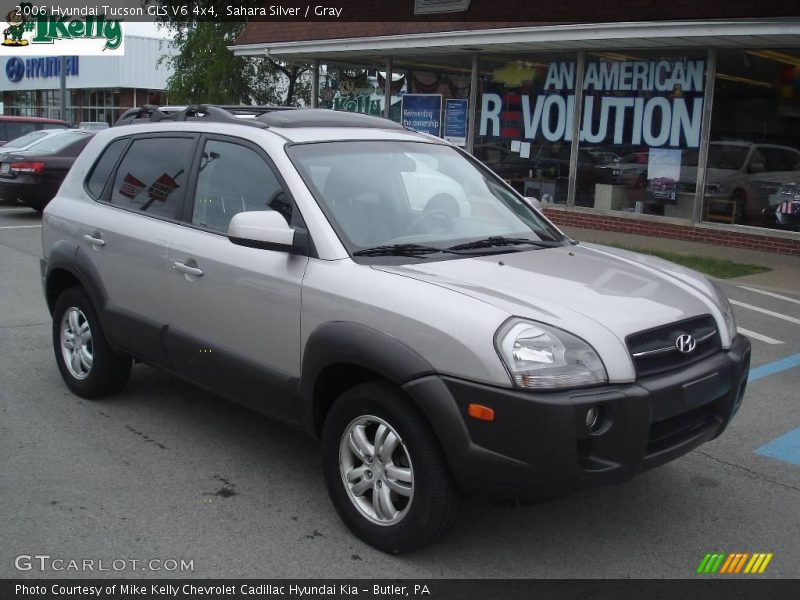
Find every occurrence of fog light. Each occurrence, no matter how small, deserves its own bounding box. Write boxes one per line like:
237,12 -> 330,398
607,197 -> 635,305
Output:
585,406 -> 604,433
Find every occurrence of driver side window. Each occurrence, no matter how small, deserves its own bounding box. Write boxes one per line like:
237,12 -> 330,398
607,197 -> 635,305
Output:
191,139 -> 291,233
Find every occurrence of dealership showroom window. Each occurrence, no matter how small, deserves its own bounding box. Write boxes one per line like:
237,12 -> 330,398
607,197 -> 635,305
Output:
342,48 -> 800,233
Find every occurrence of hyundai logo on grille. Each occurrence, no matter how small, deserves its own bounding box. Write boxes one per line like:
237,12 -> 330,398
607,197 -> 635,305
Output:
675,333 -> 697,354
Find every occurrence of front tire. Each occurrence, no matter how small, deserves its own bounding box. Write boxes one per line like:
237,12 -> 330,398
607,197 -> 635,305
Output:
321,381 -> 461,553
52,287 -> 131,398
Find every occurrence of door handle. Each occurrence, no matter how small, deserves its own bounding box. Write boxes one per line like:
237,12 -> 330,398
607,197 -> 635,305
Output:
83,234 -> 105,247
173,261 -> 203,277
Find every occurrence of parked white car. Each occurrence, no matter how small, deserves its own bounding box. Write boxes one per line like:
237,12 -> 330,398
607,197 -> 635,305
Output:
680,141 -> 800,222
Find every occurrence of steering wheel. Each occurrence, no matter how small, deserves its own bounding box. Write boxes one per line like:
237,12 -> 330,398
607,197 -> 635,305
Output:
404,209 -> 453,236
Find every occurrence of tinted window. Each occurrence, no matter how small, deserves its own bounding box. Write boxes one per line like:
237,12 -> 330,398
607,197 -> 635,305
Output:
191,139 -> 289,233
109,137 -> 195,220
759,147 -> 800,172
85,138 -> 128,200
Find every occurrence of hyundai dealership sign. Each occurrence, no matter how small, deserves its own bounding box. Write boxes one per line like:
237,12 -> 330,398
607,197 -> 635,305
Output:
5,56 -> 79,83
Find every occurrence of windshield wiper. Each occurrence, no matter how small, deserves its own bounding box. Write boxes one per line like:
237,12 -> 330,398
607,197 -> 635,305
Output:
352,243 -> 454,258
446,236 -> 557,252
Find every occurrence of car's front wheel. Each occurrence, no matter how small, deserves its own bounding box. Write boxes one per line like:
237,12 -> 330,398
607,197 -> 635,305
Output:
52,287 -> 131,398
321,381 -> 461,553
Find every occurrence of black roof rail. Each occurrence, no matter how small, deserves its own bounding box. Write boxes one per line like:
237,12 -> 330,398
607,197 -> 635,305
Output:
114,104 -> 405,131
114,104 -> 298,128
114,105 -> 178,126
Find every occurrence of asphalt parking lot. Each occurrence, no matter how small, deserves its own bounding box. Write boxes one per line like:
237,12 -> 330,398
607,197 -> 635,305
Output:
1,203 -> 799,579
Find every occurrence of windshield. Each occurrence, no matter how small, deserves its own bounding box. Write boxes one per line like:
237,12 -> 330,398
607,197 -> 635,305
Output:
3,130 -> 50,149
25,131 -> 89,154
684,144 -> 749,170
288,141 -> 566,259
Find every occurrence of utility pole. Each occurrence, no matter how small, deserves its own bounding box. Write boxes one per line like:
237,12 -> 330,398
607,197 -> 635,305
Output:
59,56 -> 67,122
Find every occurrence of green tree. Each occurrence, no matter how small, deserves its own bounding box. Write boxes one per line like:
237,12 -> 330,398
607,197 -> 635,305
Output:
160,21 -> 253,104
151,1 -> 312,106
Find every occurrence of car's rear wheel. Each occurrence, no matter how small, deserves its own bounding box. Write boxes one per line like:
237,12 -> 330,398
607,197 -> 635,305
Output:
52,287 -> 131,398
321,381 -> 461,553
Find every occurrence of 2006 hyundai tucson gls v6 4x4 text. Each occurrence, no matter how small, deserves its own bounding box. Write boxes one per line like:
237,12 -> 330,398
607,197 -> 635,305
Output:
41,106 -> 750,553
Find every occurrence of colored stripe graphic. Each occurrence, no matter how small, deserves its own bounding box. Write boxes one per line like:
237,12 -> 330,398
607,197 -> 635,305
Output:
698,553 -> 773,574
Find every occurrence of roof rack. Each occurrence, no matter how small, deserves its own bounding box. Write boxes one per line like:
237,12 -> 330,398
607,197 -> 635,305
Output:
113,104 -> 406,131
113,104 -> 296,128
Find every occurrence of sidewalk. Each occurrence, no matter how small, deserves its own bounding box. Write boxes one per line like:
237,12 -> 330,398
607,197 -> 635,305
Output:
560,226 -> 800,294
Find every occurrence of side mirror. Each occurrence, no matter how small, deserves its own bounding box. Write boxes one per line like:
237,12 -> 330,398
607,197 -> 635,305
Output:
749,162 -> 765,174
227,211 -> 307,255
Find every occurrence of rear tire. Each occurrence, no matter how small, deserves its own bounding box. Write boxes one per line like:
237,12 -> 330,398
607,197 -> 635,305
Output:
52,287 -> 131,398
321,381 -> 461,553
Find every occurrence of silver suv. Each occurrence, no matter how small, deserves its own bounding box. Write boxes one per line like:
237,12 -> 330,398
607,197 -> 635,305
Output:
41,106 -> 751,553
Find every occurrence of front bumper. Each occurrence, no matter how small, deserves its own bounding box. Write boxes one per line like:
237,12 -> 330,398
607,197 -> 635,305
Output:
403,334 -> 750,498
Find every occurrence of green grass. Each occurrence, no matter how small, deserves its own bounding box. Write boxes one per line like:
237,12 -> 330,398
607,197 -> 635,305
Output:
604,244 -> 772,279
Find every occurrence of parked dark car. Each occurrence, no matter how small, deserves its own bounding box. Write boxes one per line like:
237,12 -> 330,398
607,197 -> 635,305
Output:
0,129 -> 95,211
0,115 -> 69,146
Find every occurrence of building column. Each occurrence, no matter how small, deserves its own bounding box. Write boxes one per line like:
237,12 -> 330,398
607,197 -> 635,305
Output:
693,48 -> 717,224
311,59 -> 320,108
466,53 -> 478,154
566,50 -> 586,207
383,56 -> 393,119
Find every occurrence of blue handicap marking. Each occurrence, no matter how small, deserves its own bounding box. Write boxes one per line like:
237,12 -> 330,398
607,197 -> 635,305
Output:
755,428 -> 800,467
748,353 -> 800,383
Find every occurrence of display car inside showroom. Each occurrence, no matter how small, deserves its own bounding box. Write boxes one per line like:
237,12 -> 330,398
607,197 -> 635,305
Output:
232,0 -> 800,254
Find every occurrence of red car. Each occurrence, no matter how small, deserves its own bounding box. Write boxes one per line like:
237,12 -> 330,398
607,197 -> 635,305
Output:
0,116 -> 69,146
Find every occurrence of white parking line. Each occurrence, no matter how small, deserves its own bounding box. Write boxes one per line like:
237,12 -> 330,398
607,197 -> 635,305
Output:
738,286 -> 800,307
0,224 -> 41,229
737,327 -> 784,345
730,299 -> 800,326
0,207 -> 30,212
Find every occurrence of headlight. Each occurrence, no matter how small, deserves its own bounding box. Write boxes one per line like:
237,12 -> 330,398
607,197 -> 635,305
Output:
495,319 -> 607,390
710,280 -> 737,340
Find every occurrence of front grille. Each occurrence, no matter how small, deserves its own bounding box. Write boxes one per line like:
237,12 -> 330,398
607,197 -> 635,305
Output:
626,315 -> 720,378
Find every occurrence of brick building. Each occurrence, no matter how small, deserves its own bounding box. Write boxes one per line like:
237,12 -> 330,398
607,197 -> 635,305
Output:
233,0 -> 800,254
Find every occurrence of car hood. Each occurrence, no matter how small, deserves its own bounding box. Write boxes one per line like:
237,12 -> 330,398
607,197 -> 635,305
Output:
373,242 -> 728,381
679,166 -> 740,185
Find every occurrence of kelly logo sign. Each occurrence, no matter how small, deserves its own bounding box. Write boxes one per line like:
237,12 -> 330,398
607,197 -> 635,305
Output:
481,59 -> 705,148
0,3 -> 124,55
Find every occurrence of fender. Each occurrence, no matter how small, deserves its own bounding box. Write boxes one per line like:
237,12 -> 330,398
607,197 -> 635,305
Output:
298,321 -> 436,435
43,241 -> 108,316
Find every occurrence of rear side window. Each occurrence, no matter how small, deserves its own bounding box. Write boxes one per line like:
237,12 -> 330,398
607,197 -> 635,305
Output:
109,137 -> 195,220
85,138 -> 128,200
